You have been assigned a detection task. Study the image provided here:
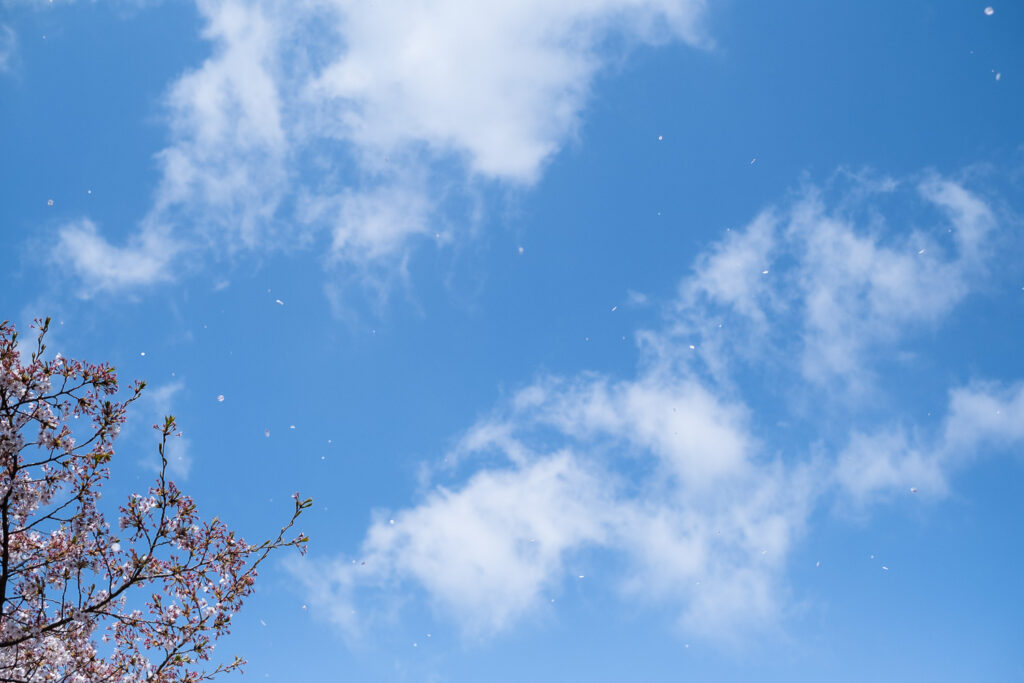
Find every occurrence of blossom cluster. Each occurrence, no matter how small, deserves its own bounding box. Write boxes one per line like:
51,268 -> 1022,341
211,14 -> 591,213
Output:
0,319 -> 310,681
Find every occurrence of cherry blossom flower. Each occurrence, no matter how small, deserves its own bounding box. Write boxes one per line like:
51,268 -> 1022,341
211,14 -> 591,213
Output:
0,319 -> 311,681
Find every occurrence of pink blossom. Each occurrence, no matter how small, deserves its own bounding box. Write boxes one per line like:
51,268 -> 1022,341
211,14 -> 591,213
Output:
0,320 -> 311,681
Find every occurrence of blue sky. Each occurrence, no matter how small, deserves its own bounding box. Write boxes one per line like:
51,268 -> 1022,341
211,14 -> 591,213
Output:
2,0 -> 1023,680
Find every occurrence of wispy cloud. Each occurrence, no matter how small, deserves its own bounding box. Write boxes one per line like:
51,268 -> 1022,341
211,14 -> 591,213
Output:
294,172 -> 1017,642
296,391 -> 813,639
49,0 -> 710,293
674,173 -> 994,393
0,24 -> 15,73
154,0 -> 288,249
835,381 -> 1024,504
53,219 -> 179,296
43,165 -> 1017,641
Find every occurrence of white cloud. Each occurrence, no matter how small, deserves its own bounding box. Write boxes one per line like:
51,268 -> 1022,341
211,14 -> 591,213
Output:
53,219 -> 179,296
362,454 -> 613,632
835,382 -> 1024,504
835,429 -> 947,503
685,211 -> 778,327
50,0 -> 710,292
511,375 -> 755,488
305,0 -> 708,182
675,176 -> 993,391
944,382 -> 1024,448
290,454 -> 611,637
917,175 -> 996,259
153,0 -> 288,249
300,365 -> 815,640
302,180 -> 433,261
295,171 -> 1018,642
0,25 -> 15,73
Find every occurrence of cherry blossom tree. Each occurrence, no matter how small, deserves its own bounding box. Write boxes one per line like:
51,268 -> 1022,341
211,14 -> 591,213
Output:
0,318 -> 311,682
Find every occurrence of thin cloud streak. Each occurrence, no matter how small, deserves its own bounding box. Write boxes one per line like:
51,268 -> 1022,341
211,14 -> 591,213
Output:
0,24 -> 15,73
